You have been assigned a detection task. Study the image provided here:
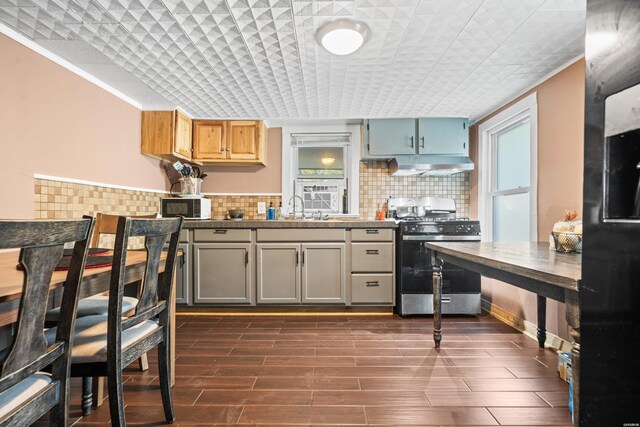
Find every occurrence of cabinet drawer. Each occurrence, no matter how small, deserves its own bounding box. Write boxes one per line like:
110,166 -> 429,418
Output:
257,228 -> 345,242
351,243 -> 393,272
351,228 -> 393,242
194,228 -> 251,242
351,274 -> 393,304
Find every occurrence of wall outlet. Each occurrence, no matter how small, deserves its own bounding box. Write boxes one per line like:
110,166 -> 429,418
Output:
257,202 -> 266,214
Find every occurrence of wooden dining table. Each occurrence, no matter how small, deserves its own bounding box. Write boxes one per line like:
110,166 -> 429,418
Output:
426,241 -> 581,425
0,249 -> 179,397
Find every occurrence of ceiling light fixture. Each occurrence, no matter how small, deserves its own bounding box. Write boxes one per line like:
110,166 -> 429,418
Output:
315,19 -> 370,56
321,157 -> 336,167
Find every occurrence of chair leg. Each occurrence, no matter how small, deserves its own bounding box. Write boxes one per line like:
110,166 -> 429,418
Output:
50,380 -> 68,427
138,353 -> 149,371
92,377 -> 105,408
49,401 -> 64,427
81,377 -> 93,416
158,339 -> 175,423
50,358 -> 69,427
107,363 -> 126,427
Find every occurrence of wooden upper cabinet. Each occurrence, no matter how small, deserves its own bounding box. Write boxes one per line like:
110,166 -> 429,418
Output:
141,110 -> 192,162
196,120 -> 267,166
193,120 -> 226,161
228,121 -> 260,160
175,111 -> 193,159
142,111 -> 266,166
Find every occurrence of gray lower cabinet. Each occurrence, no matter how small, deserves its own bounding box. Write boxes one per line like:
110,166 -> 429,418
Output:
256,243 -> 346,304
351,274 -> 394,304
351,242 -> 394,273
301,243 -> 346,304
193,243 -> 252,304
351,228 -> 395,305
256,243 -> 300,303
175,243 -> 190,305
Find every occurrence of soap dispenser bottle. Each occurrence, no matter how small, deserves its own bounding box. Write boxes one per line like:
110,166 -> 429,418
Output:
267,202 -> 275,220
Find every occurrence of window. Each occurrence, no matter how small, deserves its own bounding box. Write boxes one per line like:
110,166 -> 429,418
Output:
479,93 -> 538,242
282,124 -> 360,216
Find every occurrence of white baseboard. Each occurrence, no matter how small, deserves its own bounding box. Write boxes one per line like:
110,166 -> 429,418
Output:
481,299 -> 572,352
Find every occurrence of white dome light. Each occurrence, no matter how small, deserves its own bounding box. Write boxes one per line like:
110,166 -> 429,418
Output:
316,19 -> 369,56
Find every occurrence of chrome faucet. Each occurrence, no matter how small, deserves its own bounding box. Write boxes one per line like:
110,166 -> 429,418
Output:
288,195 -> 305,218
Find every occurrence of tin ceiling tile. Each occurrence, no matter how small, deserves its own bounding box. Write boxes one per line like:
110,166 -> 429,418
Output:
0,0 -> 585,119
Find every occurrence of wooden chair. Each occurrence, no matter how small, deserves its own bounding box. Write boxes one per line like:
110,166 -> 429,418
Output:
47,213 -> 158,357
59,216 -> 183,426
0,218 -> 94,427
91,212 -> 159,248
52,213 -> 159,319
86,212 -> 159,373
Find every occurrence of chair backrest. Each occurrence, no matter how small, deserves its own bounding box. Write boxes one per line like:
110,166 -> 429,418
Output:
107,217 -> 183,344
91,212 -> 158,248
0,218 -> 94,394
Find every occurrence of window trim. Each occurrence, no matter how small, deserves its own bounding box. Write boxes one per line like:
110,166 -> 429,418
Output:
282,124 -> 361,216
478,92 -> 538,242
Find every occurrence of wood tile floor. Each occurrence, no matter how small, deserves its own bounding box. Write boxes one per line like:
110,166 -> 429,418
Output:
67,313 -> 572,426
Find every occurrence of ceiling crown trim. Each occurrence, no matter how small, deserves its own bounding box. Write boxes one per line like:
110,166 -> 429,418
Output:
0,22 -> 143,109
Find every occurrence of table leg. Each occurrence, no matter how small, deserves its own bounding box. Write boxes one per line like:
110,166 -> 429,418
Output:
537,295 -> 547,348
431,253 -> 444,349
565,290 -> 580,425
82,377 -> 94,415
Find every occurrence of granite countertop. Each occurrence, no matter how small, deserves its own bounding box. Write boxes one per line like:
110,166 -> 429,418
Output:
183,219 -> 398,229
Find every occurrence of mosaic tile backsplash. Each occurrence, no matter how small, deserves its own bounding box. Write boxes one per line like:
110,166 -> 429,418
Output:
34,162 -> 470,225
34,179 -> 162,220
33,179 -> 283,222
359,161 -> 470,220
34,178 -> 164,247
211,195 -> 282,220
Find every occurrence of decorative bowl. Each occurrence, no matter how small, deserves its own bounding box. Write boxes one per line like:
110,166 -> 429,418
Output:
227,209 -> 244,219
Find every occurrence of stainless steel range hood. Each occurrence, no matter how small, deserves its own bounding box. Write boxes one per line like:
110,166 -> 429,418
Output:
388,155 -> 474,176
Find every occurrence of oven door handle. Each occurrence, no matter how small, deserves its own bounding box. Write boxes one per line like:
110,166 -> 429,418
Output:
402,235 -> 481,241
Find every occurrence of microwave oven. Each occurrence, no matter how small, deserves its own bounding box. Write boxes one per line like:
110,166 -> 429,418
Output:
161,197 -> 211,219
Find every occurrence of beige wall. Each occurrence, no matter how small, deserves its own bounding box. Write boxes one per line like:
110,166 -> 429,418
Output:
469,59 -> 585,341
200,127 -> 282,194
0,34 -> 166,219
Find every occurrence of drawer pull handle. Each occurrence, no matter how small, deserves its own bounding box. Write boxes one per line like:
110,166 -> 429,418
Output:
365,249 -> 379,255
214,229 -> 228,234
366,281 -> 380,287
365,229 -> 379,234
442,297 -> 452,303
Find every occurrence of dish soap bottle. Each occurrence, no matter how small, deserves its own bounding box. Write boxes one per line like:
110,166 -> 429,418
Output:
342,189 -> 348,214
277,201 -> 283,220
267,202 -> 275,220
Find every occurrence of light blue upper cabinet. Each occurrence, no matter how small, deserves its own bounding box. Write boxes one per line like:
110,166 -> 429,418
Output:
365,119 -> 417,156
417,118 -> 469,156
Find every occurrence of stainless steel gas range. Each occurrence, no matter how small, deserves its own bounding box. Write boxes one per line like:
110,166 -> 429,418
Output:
389,197 -> 481,316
